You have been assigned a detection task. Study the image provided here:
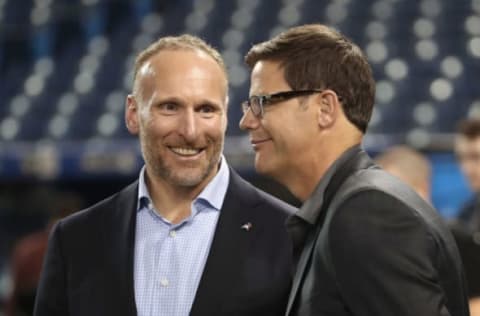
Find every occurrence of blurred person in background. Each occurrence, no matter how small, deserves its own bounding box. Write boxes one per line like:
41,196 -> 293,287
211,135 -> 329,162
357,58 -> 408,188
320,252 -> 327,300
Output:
372,145 -> 480,314
5,230 -> 48,316
240,24 -> 469,316
365,146 -> 480,314
454,119 -> 480,232
375,145 -> 432,203
34,34 -> 295,316
5,191 -> 83,316
452,118 -> 480,315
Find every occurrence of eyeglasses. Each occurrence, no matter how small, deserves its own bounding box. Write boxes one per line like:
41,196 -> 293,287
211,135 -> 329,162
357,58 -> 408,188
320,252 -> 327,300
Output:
241,89 -> 324,118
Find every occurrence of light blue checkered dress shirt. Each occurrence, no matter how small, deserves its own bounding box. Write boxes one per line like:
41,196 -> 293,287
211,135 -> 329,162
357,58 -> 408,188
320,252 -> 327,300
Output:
133,157 -> 230,316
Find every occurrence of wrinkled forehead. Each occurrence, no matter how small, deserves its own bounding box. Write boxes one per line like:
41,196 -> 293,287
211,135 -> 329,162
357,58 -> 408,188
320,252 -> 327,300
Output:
134,49 -> 229,103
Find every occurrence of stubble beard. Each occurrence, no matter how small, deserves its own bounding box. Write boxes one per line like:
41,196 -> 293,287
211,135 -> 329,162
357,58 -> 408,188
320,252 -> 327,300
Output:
141,137 -> 223,188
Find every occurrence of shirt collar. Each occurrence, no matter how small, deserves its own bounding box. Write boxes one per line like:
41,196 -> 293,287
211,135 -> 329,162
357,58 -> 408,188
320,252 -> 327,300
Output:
295,144 -> 362,225
137,155 -> 230,212
196,155 -> 230,210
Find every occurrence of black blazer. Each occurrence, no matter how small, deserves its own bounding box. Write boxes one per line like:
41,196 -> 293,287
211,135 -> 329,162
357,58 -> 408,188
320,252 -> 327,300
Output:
287,151 -> 470,316
34,168 -> 295,316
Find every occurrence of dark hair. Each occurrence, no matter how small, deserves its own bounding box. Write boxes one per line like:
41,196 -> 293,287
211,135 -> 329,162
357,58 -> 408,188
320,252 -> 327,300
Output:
245,24 -> 375,133
457,119 -> 480,138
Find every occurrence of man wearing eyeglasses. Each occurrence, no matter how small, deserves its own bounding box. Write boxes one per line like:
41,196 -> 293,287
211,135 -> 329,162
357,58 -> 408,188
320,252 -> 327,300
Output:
240,24 -> 469,316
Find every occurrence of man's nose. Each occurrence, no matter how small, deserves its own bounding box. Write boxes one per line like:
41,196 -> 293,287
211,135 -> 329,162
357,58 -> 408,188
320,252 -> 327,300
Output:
179,110 -> 198,142
239,108 -> 260,131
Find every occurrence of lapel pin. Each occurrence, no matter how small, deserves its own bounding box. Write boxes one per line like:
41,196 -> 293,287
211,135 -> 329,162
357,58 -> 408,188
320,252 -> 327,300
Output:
241,222 -> 253,231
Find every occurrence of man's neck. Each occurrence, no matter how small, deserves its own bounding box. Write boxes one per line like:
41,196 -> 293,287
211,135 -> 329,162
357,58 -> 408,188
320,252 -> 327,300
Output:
144,170 -> 216,224
283,139 -> 361,202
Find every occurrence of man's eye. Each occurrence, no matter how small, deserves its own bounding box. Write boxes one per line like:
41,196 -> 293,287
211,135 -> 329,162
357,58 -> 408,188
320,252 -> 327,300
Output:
198,104 -> 217,114
200,106 -> 213,113
158,103 -> 178,112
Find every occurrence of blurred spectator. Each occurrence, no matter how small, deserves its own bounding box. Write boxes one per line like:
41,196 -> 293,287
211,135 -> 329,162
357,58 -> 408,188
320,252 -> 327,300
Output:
374,143 -> 480,314
454,119 -> 480,232
375,145 -> 432,203
4,192 -> 84,316
452,118 -> 480,314
5,230 -> 48,316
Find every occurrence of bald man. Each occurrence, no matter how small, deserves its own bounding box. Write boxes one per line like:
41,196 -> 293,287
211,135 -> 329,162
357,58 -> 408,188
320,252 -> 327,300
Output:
375,145 -> 431,203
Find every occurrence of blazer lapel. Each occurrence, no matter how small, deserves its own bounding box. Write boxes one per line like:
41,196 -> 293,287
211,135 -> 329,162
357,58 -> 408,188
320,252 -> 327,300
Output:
102,181 -> 138,316
285,227 -> 318,315
190,169 -> 258,316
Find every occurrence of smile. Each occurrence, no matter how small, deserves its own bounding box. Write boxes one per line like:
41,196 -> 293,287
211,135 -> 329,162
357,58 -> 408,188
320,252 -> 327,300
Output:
169,147 -> 203,156
251,138 -> 271,145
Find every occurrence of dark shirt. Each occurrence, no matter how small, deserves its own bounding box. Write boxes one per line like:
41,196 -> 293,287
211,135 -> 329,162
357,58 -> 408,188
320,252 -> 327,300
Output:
457,194 -> 480,233
451,194 -> 480,297
285,144 -> 362,268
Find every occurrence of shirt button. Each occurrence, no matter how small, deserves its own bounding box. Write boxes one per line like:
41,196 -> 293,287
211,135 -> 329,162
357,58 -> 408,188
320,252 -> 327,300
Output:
169,230 -> 177,238
160,278 -> 169,287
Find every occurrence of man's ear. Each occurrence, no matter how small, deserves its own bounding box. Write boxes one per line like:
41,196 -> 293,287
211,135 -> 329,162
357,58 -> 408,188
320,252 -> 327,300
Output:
125,94 -> 140,135
316,90 -> 339,128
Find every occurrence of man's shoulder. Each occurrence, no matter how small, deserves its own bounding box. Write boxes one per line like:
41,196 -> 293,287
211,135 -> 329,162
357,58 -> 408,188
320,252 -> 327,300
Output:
329,168 -> 448,236
254,187 -> 297,218
228,169 -> 297,217
337,168 -> 428,208
59,181 -> 137,230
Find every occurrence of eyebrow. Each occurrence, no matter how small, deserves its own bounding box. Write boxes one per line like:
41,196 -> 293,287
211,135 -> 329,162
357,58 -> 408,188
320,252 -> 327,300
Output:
152,96 -> 223,108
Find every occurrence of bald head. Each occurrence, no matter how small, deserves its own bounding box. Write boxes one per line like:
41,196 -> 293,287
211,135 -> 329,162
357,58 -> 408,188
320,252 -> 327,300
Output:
131,34 -> 228,101
376,146 -> 432,202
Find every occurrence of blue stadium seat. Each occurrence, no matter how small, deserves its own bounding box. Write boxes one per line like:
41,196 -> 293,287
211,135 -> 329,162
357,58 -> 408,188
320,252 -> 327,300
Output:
1,0 -> 480,142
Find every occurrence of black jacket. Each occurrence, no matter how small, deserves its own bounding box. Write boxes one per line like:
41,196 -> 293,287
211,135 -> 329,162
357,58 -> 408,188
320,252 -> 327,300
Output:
287,150 -> 469,316
34,168 -> 295,316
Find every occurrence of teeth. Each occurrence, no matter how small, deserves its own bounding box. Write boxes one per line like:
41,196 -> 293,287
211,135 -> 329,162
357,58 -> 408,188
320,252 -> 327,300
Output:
170,147 -> 201,156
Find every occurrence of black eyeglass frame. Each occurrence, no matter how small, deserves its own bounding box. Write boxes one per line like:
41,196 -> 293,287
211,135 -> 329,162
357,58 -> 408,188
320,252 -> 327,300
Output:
241,89 -> 325,117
